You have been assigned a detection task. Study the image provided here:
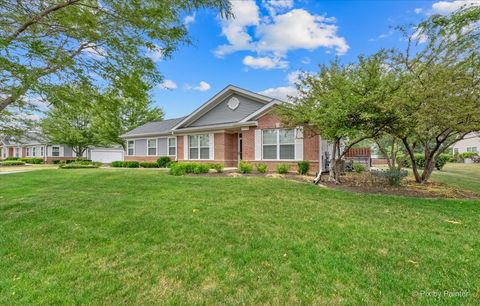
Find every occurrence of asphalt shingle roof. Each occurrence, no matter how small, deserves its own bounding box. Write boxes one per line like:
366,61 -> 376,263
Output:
121,117 -> 186,137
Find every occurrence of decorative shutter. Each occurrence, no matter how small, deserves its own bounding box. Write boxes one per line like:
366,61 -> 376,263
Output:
254,129 -> 262,161
183,136 -> 188,160
209,133 -> 214,160
295,128 -> 304,161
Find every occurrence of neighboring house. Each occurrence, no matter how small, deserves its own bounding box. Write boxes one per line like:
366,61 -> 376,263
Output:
0,134 -> 87,163
121,85 -> 331,173
452,132 -> 480,154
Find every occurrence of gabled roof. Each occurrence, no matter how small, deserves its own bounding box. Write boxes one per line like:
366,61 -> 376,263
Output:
172,85 -> 277,130
120,117 -> 186,138
3,133 -> 46,146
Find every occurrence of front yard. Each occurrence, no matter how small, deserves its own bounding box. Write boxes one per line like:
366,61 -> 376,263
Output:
1,169 -> 479,304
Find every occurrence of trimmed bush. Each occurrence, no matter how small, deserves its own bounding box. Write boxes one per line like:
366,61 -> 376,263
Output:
193,163 -> 210,174
52,160 -> 61,164
459,152 -> 478,160
352,162 -> 366,173
111,161 -> 124,167
0,160 -> 26,166
124,161 -> 140,168
371,169 -> 408,186
5,157 -> 20,161
238,161 -> 253,174
297,161 -> 310,175
140,162 -> 159,168
210,163 -> 224,173
169,162 -> 209,176
256,163 -> 267,173
277,164 -> 289,174
157,156 -> 172,168
59,162 -> 100,169
435,154 -> 451,170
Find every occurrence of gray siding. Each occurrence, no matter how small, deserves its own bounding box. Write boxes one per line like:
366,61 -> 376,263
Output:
189,94 -> 265,127
158,137 -> 167,156
63,145 -> 73,157
135,139 -> 147,156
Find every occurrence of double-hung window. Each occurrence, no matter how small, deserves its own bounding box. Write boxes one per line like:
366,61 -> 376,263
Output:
467,147 -> 478,153
26,147 -> 31,156
262,129 -> 295,160
40,146 -> 44,157
15,148 -> 20,157
52,146 -> 60,157
168,137 -> 176,156
32,147 -> 36,157
127,140 -> 134,156
147,139 -> 157,156
189,134 -> 209,160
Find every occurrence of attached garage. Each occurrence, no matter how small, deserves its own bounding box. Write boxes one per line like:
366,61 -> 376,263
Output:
89,148 -> 124,164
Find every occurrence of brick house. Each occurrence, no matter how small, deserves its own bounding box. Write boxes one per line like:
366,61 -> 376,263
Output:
121,85 -> 331,173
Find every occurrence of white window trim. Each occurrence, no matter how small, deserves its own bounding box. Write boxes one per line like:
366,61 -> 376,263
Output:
147,138 -> 157,156
188,134 -> 210,160
127,140 -> 135,156
52,146 -> 60,157
262,128 -> 296,161
168,137 -> 177,157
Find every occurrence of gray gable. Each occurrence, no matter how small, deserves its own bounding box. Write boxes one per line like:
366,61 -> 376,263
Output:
188,94 -> 265,128
122,117 -> 186,137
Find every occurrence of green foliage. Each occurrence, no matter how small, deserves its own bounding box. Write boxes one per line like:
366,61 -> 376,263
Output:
140,162 -> 159,168
111,161 -> 124,168
124,161 -> 140,168
157,157 -> 172,168
169,162 -> 212,176
0,160 -> 25,166
435,154 -> 451,170
277,164 -> 289,174
20,158 -> 44,164
210,163 -> 224,173
256,163 -> 267,173
238,161 -> 253,174
459,152 -> 478,160
297,161 -> 310,175
371,169 -> 409,186
59,162 -> 100,169
5,157 -> 20,161
352,162 -> 366,173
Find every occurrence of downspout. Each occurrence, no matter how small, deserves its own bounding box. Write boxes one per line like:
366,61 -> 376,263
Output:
313,135 -> 322,184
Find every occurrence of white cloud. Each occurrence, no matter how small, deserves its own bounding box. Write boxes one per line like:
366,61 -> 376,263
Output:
146,45 -> 163,62
286,70 -> 302,84
184,14 -> 195,27
186,81 -> 211,91
414,8 -> 423,14
215,2 -> 348,69
83,45 -> 107,59
412,28 -> 428,43
242,55 -> 288,69
431,0 -> 478,14
160,79 -> 177,90
259,86 -> 297,100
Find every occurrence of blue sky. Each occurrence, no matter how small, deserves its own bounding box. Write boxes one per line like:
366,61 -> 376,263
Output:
150,0 -> 471,119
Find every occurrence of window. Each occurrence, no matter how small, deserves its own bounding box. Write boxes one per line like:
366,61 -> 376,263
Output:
127,140 -> 134,156
52,146 -> 60,157
189,134 -> 209,160
26,147 -> 31,156
15,148 -> 20,157
147,139 -> 157,156
32,147 -> 36,157
40,146 -> 44,157
467,147 -> 478,153
168,137 -> 176,156
262,129 -> 295,160
454,148 -> 459,154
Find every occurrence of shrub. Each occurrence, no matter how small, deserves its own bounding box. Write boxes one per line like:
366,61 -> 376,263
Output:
20,158 -> 44,164
371,169 -> 408,186
157,156 -> 172,168
140,162 -> 159,168
169,163 -> 186,176
193,163 -> 210,174
297,161 -> 310,175
210,163 -> 224,173
52,160 -> 61,164
124,161 -> 140,168
435,154 -> 451,170
352,162 -> 366,173
5,157 -> 20,161
111,161 -> 124,167
0,160 -> 26,166
459,152 -> 478,160
238,161 -> 252,174
277,164 -> 289,174
256,163 -> 267,173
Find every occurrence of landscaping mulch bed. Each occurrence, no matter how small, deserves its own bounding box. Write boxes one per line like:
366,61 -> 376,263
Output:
321,172 -> 480,199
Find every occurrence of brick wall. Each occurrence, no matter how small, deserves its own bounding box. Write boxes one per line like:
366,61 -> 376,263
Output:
124,156 -> 158,162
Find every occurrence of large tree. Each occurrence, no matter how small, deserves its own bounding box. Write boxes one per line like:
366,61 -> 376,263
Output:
278,52 -> 399,182
388,5 -> 480,183
0,0 -> 231,112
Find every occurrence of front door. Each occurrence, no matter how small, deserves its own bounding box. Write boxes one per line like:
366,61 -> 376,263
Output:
238,133 -> 243,161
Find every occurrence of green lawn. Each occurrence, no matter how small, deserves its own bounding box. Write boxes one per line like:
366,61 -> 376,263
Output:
1,170 -> 479,305
432,163 -> 480,194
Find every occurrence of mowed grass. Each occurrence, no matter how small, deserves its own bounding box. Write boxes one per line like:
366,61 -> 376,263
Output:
431,163 -> 480,194
0,170 -> 479,305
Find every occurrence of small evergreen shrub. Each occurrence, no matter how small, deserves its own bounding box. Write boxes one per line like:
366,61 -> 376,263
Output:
435,154 -> 451,170
210,163 -> 224,173
352,162 -> 366,173
0,160 -> 26,166
459,152 -> 478,160
5,157 -> 20,161
297,161 -> 310,175
140,162 -> 159,168
52,160 -> 61,164
124,161 -> 140,168
256,163 -> 267,173
111,161 -> 124,167
157,156 -> 172,168
59,162 -> 99,169
277,164 -> 289,174
238,161 -> 252,174
371,169 -> 408,186
193,163 -> 210,174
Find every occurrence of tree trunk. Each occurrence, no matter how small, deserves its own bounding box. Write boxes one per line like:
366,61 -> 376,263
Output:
328,139 -> 342,183
402,138 -> 422,183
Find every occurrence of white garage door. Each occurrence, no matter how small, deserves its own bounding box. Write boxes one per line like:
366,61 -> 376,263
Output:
90,149 -> 124,163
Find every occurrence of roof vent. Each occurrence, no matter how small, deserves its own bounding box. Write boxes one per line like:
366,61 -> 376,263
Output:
227,97 -> 240,110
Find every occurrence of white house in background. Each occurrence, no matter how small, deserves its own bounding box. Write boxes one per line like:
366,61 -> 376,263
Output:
452,132 -> 480,154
